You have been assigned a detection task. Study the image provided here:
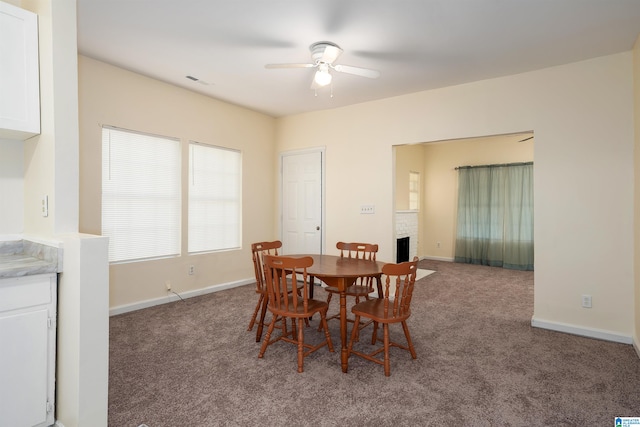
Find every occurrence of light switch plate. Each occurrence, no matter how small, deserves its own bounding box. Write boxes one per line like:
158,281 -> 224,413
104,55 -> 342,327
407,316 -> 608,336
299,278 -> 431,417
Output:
360,205 -> 375,214
41,195 -> 48,217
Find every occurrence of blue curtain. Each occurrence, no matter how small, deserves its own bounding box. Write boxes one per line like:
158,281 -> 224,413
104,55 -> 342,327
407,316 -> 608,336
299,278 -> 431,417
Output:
454,162 -> 533,271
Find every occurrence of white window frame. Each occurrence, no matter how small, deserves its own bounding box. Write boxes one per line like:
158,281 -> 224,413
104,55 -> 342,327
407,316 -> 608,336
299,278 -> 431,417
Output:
409,171 -> 420,210
188,141 -> 242,254
102,126 -> 181,263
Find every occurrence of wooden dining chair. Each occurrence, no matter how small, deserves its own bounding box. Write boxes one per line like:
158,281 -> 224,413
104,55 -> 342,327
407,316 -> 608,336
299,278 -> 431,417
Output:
259,255 -> 334,373
347,256 -> 419,376
248,241 -> 284,342
249,241 -> 309,342
319,242 -> 379,334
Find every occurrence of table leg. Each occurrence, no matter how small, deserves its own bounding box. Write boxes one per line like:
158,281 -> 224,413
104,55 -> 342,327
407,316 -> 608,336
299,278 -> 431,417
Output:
314,275 -> 355,373
340,290 -> 348,372
309,275 -> 314,299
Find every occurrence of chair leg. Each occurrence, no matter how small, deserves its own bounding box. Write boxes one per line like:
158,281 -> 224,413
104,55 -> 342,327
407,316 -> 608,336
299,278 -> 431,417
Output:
347,314 -> 361,357
354,320 -> 360,343
371,321 -> 379,345
383,323 -> 391,377
248,294 -> 264,331
297,318 -> 305,373
291,317 -> 297,338
401,320 -> 417,359
281,314 -> 288,336
255,294 -> 269,342
318,291 -> 335,332
320,311 -> 334,352
258,318 -> 277,358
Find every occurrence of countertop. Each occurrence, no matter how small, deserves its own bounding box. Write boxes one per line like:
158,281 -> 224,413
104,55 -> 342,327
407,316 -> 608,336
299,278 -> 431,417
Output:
0,239 -> 61,278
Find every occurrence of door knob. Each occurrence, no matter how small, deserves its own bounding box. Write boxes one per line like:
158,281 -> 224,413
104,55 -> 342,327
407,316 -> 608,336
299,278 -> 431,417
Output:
316,226 -> 320,230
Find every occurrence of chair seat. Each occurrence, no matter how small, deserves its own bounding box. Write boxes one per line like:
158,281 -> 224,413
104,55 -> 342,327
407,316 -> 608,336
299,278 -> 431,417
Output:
271,296 -> 329,318
248,239 -> 308,342
324,284 -> 372,297
352,299 -> 410,323
347,257 -> 419,376
259,254 -> 334,373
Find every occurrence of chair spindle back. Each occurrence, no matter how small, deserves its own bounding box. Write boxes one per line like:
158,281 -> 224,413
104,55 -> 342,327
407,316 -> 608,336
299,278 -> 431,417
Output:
337,242 -> 378,261
263,255 -> 313,315
380,257 -> 419,318
251,241 -> 282,293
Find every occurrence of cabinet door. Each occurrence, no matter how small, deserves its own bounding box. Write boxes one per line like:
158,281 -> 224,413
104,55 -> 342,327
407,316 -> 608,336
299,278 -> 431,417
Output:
0,2 -> 40,139
0,308 -> 50,427
0,273 -> 56,427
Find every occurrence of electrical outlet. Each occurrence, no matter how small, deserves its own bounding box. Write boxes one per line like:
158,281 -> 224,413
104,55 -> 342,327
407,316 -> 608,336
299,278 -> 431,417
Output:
188,265 -> 195,275
165,281 -> 171,292
436,241 -> 441,248
581,294 -> 592,308
360,205 -> 375,214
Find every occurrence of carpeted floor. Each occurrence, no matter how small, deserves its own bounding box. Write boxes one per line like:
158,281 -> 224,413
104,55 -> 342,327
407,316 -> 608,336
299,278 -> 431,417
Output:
109,260 -> 640,426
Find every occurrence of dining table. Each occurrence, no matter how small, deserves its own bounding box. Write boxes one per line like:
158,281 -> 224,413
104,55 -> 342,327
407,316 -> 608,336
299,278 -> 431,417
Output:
295,253 -> 386,373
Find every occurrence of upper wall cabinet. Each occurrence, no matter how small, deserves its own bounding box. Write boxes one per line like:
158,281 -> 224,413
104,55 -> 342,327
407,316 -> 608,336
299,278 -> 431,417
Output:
0,1 -> 40,140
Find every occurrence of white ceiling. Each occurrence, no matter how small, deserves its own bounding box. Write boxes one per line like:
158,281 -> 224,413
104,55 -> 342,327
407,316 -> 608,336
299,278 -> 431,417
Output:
77,0 -> 640,118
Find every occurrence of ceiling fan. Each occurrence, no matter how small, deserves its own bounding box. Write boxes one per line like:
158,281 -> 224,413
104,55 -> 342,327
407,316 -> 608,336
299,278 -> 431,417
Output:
265,41 -> 380,91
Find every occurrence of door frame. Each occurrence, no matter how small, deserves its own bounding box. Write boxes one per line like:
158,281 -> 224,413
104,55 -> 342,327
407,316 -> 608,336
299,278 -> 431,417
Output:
279,147 -> 326,254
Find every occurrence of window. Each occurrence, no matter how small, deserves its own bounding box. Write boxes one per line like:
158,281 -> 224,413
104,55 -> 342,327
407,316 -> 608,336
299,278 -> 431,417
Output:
102,126 -> 181,263
188,142 -> 242,253
454,162 -> 533,270
409,171 -> 420,210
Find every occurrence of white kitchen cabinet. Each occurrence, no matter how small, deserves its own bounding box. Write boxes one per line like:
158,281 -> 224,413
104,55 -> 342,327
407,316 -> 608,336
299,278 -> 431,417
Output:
0,273 -> 57,427
0,1 -> 40,140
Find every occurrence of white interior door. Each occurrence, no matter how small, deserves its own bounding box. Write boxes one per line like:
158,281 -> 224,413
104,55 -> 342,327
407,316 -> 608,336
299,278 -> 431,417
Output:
281,149 -> 323,254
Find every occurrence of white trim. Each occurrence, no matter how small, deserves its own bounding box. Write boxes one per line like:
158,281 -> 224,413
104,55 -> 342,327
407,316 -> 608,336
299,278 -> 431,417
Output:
423,256 -> 455,262
633,339 -> 640,359
531,317 -> 633,345
109,277 -> 254,316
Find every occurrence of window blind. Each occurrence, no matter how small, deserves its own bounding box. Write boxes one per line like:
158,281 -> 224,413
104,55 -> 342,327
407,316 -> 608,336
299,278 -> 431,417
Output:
102,126 -> 181,263
188,142 -> 241,253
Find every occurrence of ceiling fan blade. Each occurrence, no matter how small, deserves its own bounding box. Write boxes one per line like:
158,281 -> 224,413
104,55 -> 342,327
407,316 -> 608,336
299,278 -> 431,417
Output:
265,63 -> 315,69
321,45 -> 343,64
333,64 -> 380,79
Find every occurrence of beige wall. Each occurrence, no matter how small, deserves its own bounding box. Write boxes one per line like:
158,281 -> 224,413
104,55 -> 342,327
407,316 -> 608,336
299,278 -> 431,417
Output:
395,144 -> 425,210
0,0 -> 79,239
0,139 -> 23,234
22,0 -> 79,237
77,49 -> 637,347
416,134 -> 534,260
276,52 -> 635,342
394,144 -> 425,254
78,55 -> 277,309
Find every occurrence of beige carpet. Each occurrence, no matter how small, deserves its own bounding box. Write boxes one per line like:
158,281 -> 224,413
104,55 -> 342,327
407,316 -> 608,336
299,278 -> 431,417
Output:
108,260 -> 640,426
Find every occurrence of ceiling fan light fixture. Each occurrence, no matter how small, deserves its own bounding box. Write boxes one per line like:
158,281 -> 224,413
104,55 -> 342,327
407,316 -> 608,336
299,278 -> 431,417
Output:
314,64 -> 332,87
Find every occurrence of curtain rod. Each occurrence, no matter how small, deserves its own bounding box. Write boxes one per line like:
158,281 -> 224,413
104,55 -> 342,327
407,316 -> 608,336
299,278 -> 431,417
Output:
455,161 -> 533,170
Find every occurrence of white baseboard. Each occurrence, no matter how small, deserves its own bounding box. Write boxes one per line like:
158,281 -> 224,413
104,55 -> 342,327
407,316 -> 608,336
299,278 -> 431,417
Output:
634,338 -> 640,359
422,256 -> 454,262
109,277 -> 254,316
531,317 -> 633,345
